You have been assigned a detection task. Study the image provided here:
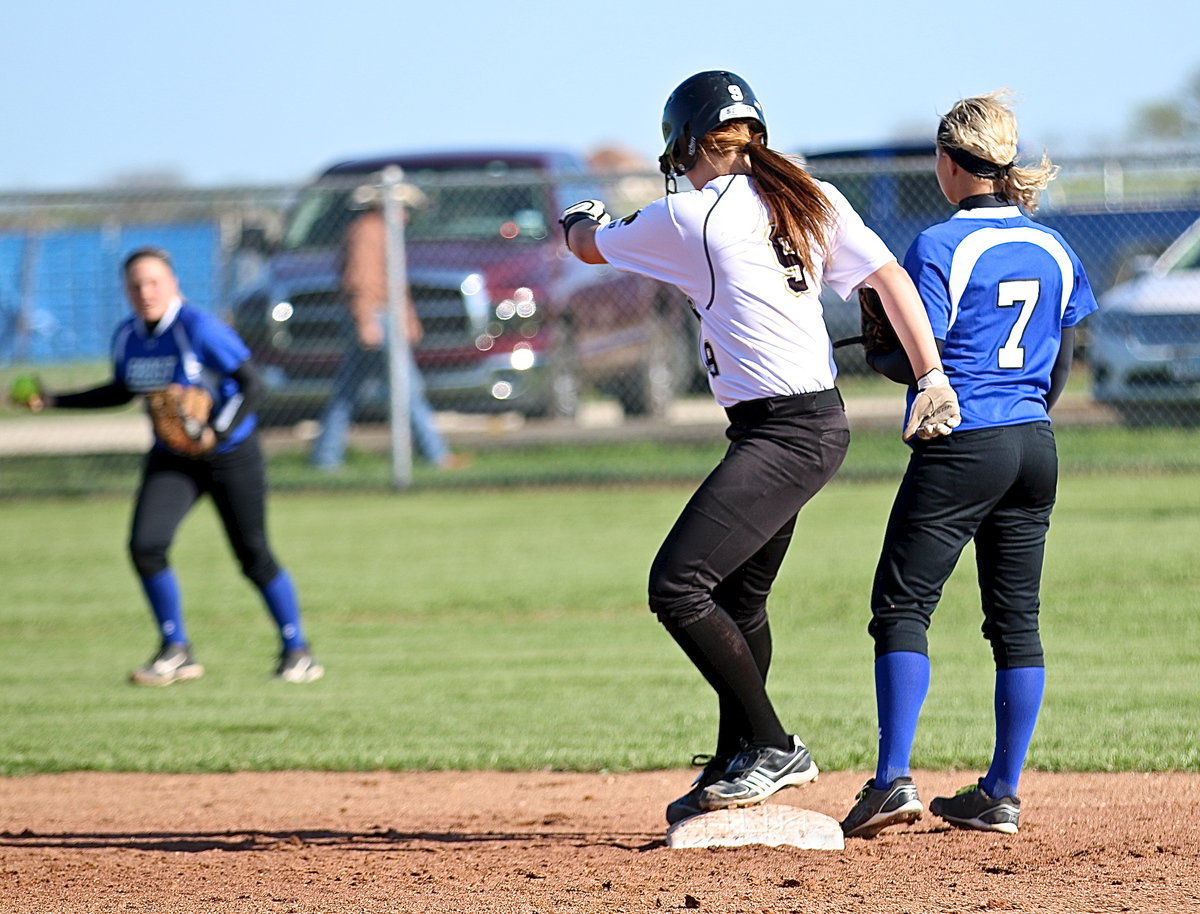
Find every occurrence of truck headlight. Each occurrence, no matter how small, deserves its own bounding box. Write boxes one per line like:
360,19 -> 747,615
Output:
495,287 -> 537,321
509,343 -> 535,371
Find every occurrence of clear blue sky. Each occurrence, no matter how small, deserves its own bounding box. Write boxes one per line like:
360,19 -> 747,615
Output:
3,1 -> 1197,190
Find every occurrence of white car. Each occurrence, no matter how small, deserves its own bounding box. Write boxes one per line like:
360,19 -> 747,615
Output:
1087,217 -> 1200,423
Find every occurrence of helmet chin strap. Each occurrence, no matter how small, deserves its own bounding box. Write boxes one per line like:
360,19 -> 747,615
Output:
659,151 -> 680,194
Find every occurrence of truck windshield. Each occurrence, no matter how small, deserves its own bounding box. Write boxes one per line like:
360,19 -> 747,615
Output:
279,178 -> 551,250
279,187 -> 358,251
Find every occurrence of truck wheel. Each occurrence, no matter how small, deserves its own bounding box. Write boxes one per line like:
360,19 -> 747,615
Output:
546,358 -> 581,419
527,325 -> 580,420
619,306 -> 693,418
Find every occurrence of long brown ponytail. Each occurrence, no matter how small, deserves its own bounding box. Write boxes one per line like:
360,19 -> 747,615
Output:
700,120 -> 836,265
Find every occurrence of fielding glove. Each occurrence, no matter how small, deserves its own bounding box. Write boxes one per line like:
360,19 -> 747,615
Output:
858,287 -> 902,360
145,384 -> 217,457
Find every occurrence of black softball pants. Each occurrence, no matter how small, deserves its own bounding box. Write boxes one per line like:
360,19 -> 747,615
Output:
129,434 -> 281,588
648,390 -> 849,751
649,390 -> 850,633
869,422 -> 1058,669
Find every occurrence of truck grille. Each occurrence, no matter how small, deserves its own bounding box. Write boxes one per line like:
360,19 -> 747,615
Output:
274,291 -> 342,354
411,283 -> 474,340
281,284 -> 474,353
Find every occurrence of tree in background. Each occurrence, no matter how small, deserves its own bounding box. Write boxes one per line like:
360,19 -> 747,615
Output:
1131,67 -> 1200,144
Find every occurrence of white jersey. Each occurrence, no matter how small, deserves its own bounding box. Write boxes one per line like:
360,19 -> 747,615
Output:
594,174 -> 894,406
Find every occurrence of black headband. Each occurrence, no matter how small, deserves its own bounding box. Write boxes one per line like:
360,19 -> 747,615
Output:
937,122 -> 1013,178
942,143 -> 1013,179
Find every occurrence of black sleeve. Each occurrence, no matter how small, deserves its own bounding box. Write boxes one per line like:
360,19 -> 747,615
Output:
1046,325 -> 1076,412
211,360 -> 263,440
865,349 -> 917,386
50,380 -> 135,410
865,338 -> 945,387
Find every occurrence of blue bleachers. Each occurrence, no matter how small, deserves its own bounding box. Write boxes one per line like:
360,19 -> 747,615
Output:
0,222 -> 220,365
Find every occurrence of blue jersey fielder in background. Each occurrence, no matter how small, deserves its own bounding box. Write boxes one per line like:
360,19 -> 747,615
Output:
111,298 -> 256,453
24,246 -> 323,686
840,92 -> 1102,841
903,204 -> 1099,431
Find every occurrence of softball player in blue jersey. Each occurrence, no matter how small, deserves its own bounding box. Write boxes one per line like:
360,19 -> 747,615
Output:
562,71 -> 960,825
841,92 -> 1098,838
21,248 -> 323,685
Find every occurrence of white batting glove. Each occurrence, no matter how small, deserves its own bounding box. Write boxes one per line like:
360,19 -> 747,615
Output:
903,368 -> 962,441
559,199 -> 611,242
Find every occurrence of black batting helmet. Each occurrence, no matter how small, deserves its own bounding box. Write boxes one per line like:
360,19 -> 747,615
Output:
659,70 -> 766,177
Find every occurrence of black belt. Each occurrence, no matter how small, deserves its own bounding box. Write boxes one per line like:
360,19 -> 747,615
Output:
725,388 -> 843,424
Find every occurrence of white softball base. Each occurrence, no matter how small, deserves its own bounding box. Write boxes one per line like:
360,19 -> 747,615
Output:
665,804 -> 844,850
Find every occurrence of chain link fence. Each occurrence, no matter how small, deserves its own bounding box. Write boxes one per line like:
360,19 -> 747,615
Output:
3,149 -> 1200,496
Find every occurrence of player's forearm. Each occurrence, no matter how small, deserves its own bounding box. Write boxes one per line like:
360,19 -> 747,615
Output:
867,348 -> 919,386
564,220 -> 606,264
560,200 -> 611,264
866,261 -> 944,378
49,381 -> 134,409
1046,326 -> 1075,411
210,361 -> 262,440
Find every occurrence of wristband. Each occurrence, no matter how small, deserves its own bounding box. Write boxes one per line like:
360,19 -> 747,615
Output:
561,211 -> 598,244
917,367 -> 948,390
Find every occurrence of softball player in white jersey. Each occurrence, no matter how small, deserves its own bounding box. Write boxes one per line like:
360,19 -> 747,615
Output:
563,70 -> 960,824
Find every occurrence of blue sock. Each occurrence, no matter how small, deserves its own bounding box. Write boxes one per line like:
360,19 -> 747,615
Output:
982,666 -> 1045,799
140,569 -> 187,645
259,570 -> 307,651
874,651 -> 931,789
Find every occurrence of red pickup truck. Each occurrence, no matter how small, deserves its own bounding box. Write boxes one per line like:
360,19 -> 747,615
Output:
229,150 -> 701,422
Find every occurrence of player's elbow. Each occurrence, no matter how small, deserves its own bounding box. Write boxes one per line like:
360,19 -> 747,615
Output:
864,260 -> 912,300
575,246 -> 607,265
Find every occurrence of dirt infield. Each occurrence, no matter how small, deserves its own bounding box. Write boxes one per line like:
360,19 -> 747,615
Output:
2,770 -> 1196,913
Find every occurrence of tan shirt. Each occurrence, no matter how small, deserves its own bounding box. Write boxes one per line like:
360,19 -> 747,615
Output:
342,210 -> 422,345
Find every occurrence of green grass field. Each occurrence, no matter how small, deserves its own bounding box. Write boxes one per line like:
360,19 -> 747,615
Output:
5,422 -> 1200,497
1,469 -> 1197,777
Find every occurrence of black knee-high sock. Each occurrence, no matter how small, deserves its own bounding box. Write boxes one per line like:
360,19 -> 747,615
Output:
663,610 -> 789,752
716,619 -> 774,756
743,618 -> 773,679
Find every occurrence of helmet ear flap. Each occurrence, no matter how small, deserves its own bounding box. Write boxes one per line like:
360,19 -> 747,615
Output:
658,130 -> 693,177
672,127 -> 696,175
680,129 -> 697,174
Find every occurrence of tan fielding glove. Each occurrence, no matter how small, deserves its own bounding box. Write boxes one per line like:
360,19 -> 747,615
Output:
858,287 -> 902,360
145,384 -> 217,456
903,369 -> 962,441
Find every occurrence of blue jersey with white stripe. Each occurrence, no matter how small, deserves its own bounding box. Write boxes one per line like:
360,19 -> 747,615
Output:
903,205 -> 1098,431
111,299 -> 256,452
